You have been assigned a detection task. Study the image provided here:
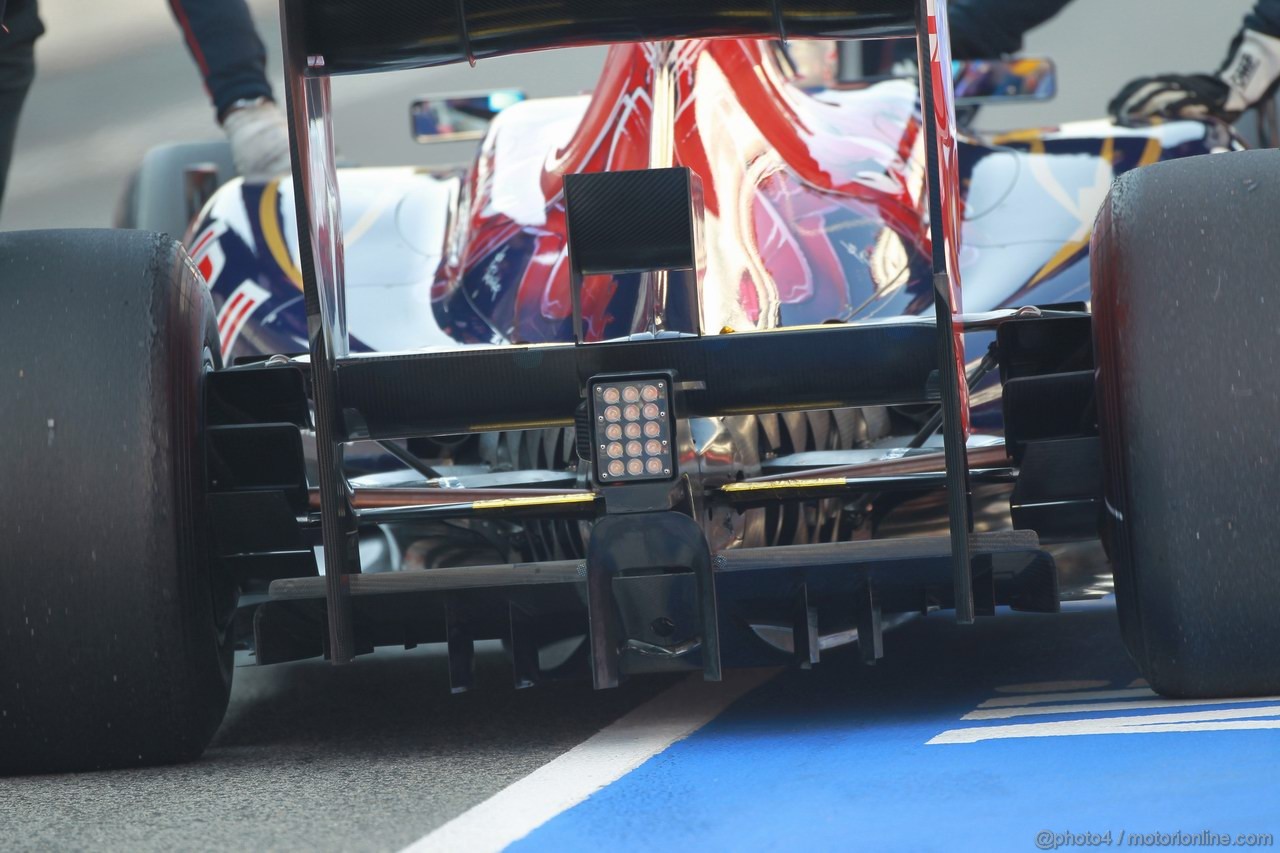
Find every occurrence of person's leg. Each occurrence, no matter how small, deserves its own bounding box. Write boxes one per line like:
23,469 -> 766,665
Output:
167,0 -> 272,120
948,0 -> 1076,59
0,0 -> 41,216
0,38 -> 36,216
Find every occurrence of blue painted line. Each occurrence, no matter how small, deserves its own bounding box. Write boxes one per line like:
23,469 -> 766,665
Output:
513,601 -> 1280,852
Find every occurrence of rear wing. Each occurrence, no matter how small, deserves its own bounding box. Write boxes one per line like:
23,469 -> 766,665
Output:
275,0 -> 974,666
296,0 -> 918,75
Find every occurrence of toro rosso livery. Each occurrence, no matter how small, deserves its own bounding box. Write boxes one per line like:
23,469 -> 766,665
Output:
197,47 -> 1228,357
4,0 -> 1280,775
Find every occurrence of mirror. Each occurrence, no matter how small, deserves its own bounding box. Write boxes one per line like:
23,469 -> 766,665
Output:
832,40 -> 1056,105
952,58 -> 1056,105
410,89 -> 526,143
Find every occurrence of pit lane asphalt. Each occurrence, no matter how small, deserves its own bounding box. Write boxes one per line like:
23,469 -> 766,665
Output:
6,602 -> 1280,852
511,601 -> 1280,852
0,646 -> 675,852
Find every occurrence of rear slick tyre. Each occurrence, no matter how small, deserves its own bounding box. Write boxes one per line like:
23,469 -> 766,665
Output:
1092,149 -> 1280,698
0,229 -> 232,774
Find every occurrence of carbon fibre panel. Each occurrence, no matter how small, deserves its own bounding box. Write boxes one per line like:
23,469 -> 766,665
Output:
298,0 -> 916,75
333,321 -> 939,440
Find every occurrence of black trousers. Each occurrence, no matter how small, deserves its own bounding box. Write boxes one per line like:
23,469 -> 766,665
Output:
168,0 -> 273,120
950,0 -> 1280,59
0,0 -> 39,216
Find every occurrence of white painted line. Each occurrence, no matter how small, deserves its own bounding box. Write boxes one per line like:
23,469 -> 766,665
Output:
930,704 -> 1280,744
401,668 -> 778,853
965,694 -> 1280,721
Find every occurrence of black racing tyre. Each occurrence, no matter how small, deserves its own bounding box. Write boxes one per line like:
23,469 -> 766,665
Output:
0,229 -> 232,774
114,141 -> 236,240
1092,149 -> 1280,697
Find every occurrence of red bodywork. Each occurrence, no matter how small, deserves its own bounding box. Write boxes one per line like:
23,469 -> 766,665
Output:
193,35 -> 1228,391
434,39 -> 937,343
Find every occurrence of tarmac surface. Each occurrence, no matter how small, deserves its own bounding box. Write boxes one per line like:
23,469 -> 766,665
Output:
1,645 -> 673,852
515,602 -> 1280,853
5,603 -> 1277,851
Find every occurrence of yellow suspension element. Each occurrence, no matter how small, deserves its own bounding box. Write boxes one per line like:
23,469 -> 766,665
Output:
471,493 -> 598,511
719,478 -> 849,493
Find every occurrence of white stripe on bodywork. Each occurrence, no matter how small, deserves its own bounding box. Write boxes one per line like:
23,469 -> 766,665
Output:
216,280 -> 271,360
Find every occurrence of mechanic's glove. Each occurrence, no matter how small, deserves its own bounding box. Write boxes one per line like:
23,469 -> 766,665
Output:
1109,28 -> 1280,123
221,99 -> 293,180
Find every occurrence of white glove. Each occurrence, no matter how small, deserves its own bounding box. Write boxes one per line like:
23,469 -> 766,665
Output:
1220,27 -> 1280,115
221,99 -> 292,180
1110,28 -> 1280,123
